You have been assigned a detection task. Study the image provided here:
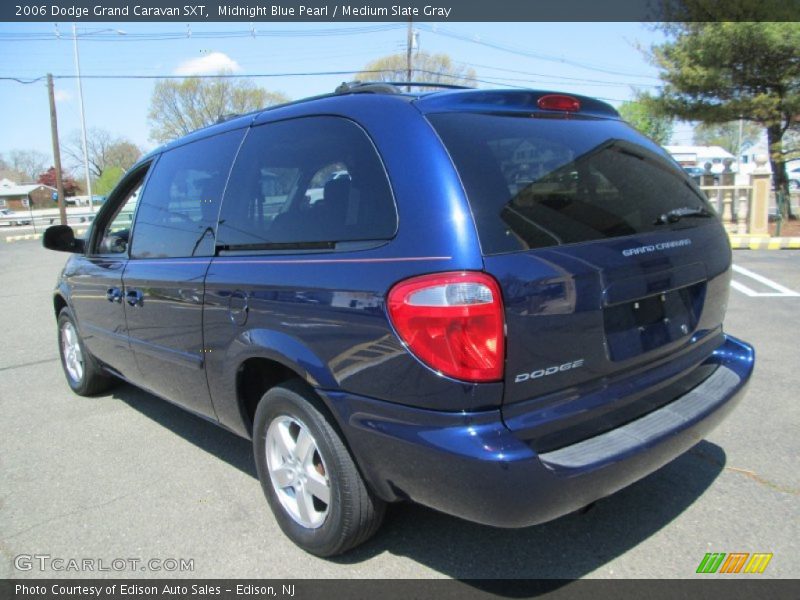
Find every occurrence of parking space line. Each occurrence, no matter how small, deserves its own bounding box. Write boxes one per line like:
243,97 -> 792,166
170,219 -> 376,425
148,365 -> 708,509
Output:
731,264 -> 800,297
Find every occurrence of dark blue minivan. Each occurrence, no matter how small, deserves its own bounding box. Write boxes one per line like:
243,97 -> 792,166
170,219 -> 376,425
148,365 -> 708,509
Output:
44,84 -> 754,556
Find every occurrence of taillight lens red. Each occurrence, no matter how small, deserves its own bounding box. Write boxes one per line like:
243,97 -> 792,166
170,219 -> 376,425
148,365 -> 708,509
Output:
537,94 -> 581,112
387,271 -> 505,382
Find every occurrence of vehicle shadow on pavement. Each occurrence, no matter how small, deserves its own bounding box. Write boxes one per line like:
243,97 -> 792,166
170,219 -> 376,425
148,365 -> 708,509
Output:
340,441 -> 726,584
113,383 -> 726,583
113,384 -> 258,477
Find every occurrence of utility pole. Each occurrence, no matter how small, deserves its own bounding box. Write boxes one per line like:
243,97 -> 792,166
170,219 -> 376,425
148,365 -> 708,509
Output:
47,73 -> 67,226
406,18 -> 413,92
73,23 -> 94,212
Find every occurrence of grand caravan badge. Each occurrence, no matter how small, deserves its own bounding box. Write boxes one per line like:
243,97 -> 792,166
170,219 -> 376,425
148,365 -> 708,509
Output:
622,239 -> 692,257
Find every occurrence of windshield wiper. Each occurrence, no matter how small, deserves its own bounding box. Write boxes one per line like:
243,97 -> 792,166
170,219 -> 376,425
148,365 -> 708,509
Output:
653,206 -> 714,225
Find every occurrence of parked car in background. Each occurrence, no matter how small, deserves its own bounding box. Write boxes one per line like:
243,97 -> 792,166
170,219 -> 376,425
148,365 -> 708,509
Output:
682,166 -> 706,179
0,208 -> 31,226
43,83 -> 754,557
789,167 -> 800,190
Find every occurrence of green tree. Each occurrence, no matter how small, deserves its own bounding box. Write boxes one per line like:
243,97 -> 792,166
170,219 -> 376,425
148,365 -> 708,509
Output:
148,76 -> 289,144
356,52 -> 476,88
93,165 -> 125,197
617,95 -> 674,144
647,20 -> 800,217
693,121 -> 762,156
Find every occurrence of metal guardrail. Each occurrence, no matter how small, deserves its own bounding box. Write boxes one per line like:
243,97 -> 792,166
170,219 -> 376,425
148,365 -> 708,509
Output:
0,211 -> 96,232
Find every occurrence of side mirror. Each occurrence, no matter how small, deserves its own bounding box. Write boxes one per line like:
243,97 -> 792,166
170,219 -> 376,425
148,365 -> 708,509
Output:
42,225 -> 85,254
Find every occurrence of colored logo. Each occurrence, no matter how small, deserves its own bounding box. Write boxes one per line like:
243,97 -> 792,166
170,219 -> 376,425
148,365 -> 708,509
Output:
696,552 -> 773,574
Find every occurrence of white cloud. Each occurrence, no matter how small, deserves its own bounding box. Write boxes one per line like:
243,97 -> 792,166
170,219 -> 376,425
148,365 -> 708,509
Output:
54,89 -> 71,103
174,52 -> 242,76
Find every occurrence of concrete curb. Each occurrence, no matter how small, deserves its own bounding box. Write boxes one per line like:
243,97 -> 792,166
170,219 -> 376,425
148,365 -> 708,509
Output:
729,236 -> 800,250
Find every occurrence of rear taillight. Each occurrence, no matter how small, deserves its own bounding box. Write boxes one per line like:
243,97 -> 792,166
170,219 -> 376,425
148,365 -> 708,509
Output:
387,271 -> 505,382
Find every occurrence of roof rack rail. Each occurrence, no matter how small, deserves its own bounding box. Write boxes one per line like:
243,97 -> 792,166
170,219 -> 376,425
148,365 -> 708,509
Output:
215,113 -> 241,124
334,81 -> 474,95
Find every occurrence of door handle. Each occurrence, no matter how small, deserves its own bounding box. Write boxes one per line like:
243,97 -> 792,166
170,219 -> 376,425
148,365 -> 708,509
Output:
125,289 -> 144,307
106,287 -> 122,303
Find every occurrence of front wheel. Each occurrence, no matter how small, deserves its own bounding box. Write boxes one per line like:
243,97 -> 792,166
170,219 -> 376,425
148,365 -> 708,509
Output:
253,381 -> 385,557
57,307 -> 116,396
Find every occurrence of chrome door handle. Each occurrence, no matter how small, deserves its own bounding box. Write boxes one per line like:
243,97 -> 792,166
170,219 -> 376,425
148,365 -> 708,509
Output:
106,287 -> 122,303
125,289 -> 144,307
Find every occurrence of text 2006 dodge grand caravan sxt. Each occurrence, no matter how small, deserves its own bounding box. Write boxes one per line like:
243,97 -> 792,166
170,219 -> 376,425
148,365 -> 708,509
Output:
44,85 -> 754,556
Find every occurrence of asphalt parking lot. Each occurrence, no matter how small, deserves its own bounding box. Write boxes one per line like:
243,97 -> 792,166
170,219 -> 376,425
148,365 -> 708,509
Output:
0,240 -> 797,580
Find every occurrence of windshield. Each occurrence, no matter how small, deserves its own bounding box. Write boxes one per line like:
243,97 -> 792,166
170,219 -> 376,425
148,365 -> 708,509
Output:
428,113 -> 714,254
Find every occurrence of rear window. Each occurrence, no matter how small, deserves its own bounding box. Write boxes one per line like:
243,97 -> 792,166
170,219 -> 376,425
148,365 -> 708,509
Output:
429,113 -> 713,255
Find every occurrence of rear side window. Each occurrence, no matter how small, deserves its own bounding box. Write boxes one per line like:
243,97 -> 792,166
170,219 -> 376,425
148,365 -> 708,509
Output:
130,130 -> 244,258
429,113 -> 713,255
217,116 -> 396,249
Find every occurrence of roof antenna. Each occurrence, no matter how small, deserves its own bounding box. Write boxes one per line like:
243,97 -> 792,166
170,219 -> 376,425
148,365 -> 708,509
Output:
54,23 -> 60,39
186,24 -> 192,38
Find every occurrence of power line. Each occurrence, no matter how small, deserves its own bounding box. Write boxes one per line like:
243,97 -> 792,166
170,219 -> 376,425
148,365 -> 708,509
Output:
0,21 -> 649,92
0,58 -> 655,92
417,24 -> 661,81
0,76 -> 44,84
456,60 -> 661,89
0,69 -> 630,103
0,24 -> 406,42
0,70 -> 389,84
0,24 -> 661,91
456,68 -> 643,90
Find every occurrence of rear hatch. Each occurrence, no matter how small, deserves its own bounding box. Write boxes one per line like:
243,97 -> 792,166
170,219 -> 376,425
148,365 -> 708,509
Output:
428,106 -> 732,452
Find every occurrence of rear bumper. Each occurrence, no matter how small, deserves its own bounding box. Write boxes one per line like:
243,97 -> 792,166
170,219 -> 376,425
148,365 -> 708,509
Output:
320,334 -> 754,528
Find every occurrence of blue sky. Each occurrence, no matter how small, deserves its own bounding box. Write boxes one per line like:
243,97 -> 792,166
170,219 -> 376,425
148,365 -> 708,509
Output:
1,21 -> 695,166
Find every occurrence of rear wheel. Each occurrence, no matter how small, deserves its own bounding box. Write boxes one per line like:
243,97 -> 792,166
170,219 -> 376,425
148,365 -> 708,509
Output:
253,380 -> 385,557
57,307 -> 116,396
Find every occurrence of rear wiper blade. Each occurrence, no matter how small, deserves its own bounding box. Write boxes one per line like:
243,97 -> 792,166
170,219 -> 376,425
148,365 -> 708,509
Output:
654,206 -> 714,225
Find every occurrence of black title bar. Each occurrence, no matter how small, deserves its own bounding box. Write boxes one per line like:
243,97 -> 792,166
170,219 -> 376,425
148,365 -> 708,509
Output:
3,0 -> 798,22
3,579 -> 800,600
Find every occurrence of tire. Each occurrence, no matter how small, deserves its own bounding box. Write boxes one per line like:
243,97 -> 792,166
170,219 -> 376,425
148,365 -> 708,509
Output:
253,380 -> 385,557
57,307 -> 116,396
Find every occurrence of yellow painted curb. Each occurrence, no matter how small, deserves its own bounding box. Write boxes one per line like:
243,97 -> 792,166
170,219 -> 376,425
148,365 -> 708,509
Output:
4,233 -> 41,243
729,235 -> 800,250
4,229 -> 87,243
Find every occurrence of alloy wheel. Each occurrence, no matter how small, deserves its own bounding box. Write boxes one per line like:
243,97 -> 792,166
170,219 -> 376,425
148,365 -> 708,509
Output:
61,321 -> 84,383
265,415 -> 331,529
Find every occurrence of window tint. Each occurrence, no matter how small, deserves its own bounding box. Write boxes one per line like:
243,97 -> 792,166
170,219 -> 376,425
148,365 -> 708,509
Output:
429,113 -> 713,255
97,181 -> 142,255
217,117 -> 396,249
130,130 -> 243,258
